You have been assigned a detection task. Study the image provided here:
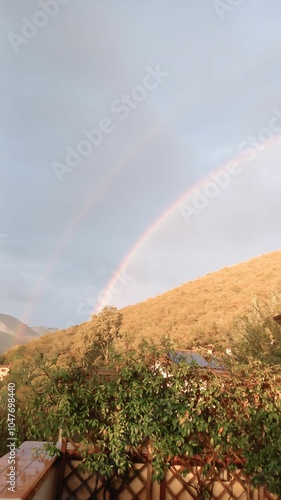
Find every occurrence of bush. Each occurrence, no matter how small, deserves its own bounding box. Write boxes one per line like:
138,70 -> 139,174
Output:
14,344 -> 281,496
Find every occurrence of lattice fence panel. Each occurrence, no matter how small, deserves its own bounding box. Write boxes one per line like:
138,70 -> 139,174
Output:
160,466 -> 279,500
61,457 -> 149,499
58,441 -> 280,500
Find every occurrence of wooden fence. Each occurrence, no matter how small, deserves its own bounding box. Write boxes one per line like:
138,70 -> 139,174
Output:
58,439 -> 280,500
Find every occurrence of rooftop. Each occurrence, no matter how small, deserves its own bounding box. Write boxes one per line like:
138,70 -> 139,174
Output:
168,350 -> 226,374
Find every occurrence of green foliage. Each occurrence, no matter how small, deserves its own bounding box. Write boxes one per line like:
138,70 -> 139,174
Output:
14,343 -> 281,496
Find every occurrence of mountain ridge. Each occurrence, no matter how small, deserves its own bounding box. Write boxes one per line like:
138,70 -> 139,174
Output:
0,314 -> 39,354
0,315 -> 59,354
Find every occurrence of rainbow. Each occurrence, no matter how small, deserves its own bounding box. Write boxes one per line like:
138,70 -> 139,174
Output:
16,130 -> 281,338
95,133 -> 281,311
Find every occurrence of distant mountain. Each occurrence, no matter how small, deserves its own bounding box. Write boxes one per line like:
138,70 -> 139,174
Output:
31,326 -> 58,335
0,314 -> 39,354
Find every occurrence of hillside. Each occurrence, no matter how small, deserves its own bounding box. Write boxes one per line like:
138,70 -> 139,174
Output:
0,314 -> 39,354
120,250 -> 281,347
2,250 -> 281,362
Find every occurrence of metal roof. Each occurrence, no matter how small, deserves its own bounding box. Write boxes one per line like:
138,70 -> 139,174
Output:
168,351 -> 225,371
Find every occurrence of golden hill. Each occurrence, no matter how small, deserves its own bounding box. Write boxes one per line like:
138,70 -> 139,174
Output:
3,250 -> 281,362
120,249 -> 281,347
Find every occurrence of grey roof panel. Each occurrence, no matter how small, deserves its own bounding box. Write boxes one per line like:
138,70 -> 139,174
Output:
169,351 -> 224,370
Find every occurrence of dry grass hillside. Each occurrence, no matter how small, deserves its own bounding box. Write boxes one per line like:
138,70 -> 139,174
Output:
120,250 -> 281,347
3,250 -> 281,363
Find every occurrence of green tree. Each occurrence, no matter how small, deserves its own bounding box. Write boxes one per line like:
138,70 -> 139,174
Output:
84,306 -> 123,365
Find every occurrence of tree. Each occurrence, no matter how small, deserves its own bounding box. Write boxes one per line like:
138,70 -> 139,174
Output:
84,306 -> 123,365
231,296 -> 281,364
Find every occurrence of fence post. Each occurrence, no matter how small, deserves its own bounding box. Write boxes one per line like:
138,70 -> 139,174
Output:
56,437 -> 67,500
160,478 -> 166,500
146,440 -> 153,500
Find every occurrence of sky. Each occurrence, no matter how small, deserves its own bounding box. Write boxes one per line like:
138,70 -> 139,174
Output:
1,0 -> 281,329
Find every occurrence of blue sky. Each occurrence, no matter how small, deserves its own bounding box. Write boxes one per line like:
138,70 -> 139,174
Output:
1,0 -> 281,328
